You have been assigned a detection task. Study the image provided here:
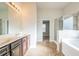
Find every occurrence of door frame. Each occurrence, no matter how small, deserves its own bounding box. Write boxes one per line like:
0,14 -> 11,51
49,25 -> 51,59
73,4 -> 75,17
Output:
42,20 -> 50,41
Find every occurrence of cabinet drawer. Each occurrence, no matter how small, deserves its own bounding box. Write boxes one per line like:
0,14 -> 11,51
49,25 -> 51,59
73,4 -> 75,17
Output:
0,45 -> 9,56
1,52 -> 10,56
11,39 -> 21,49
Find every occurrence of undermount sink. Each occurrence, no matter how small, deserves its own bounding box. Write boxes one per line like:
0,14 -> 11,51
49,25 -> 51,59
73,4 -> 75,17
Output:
0,38 -> 11,45
0,35 -> 16,45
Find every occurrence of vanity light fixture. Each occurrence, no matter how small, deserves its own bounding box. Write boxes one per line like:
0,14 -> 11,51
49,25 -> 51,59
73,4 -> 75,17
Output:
6,2 -> 22,14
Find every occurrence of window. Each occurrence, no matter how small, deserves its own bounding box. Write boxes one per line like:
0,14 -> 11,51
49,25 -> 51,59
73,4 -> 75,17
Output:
63,16 -> 73,30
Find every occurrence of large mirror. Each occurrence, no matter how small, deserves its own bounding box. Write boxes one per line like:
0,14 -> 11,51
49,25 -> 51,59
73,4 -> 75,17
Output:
0,2 -> 23,35
0,3 -> 9,35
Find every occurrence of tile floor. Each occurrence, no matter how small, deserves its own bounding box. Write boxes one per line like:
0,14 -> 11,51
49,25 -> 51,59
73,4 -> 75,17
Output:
25,40 -> 64,56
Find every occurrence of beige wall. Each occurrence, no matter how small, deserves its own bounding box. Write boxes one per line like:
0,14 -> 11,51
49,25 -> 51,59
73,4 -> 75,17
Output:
21,3 -> 37,48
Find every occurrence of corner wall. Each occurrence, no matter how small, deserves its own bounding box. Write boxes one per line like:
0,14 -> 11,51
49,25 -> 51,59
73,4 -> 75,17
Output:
63,2 -> 79,16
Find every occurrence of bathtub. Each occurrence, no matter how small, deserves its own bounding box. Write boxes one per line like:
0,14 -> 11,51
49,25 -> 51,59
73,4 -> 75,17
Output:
62,39 -> 79,56
57,30 -> 79,56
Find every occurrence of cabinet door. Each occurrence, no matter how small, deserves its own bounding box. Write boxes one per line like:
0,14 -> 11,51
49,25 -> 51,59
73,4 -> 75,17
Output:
11,46 -> 21,56
11,40 -> 22,56
26,35 -> 30,49
22,37 -> 27,55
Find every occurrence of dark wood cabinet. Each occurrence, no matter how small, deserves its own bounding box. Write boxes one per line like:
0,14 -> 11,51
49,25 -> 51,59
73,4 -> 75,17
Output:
0,45 -> 10,56
0,35 -> 30,56
22,37 -> 27,55
11,39 -> 22,56
21,35 -> 30,55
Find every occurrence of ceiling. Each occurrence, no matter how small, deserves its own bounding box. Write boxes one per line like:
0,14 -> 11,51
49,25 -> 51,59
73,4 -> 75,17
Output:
37,2 -> 70,9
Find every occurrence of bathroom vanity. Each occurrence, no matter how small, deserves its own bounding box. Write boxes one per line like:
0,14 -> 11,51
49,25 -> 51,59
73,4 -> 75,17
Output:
0,34 -> 30,56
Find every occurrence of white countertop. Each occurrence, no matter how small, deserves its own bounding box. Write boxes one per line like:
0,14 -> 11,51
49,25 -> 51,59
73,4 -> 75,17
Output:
0,34 -> 30,48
